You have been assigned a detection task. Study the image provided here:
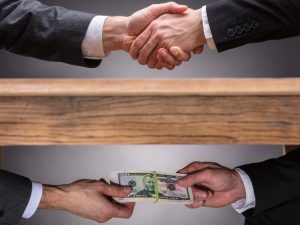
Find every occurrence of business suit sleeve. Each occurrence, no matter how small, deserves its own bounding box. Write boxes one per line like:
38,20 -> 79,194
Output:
0,170 -> 32,225
0,0 -> 101,67
239,148 -> 300,217
206,0 -> 300,52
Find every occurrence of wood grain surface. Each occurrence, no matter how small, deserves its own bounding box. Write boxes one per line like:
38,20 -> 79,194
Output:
0,79 -> 300,96
0,95 -> 299,145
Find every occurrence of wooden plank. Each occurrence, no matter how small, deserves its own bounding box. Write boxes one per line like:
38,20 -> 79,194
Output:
0,78 -> 300,96
0,96 -> 300,145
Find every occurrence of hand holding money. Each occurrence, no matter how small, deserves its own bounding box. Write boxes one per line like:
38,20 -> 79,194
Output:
177,162 -> 246,208
111,171 -> 194,204
39,179 -> 135,223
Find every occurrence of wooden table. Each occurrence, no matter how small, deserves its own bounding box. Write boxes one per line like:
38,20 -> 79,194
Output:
0,78 -> 299,147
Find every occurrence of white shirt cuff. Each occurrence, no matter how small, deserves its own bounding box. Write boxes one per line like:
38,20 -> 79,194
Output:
231,168 -> 256,213
22,182 -> 43,219
201,6 -> 217,50
82,15 -> 108,59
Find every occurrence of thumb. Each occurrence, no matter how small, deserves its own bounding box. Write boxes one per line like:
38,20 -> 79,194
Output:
150,2 -> 188,17
177,171 -> 208,188
101,183 -> 133,198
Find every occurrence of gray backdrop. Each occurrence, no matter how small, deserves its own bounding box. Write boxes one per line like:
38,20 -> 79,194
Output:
3,146 -> 282,225
1,0 -> 297,225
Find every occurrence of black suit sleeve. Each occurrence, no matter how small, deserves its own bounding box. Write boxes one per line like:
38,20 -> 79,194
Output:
239,148 -> 300,218
206,0 -> 300,52
0,170 -> 32,225
0,0 -> 101,67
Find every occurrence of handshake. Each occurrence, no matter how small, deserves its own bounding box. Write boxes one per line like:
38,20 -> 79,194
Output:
39,162 -> 246,223
102,2 -> 206,70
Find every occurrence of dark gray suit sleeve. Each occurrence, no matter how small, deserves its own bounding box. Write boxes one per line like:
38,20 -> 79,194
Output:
239,148 -> 300,217
206,0 -> 300,52
0,0 -> 101,67
0,170 -> 32,225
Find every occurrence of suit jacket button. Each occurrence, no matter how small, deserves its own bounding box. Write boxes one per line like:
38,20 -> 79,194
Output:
243,23 -> 251,32
235,25 -> 243,35
226,28 -> 235,37
251,20 -> 260,29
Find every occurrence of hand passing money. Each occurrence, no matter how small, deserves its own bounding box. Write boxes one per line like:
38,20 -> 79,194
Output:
111,171 -> 194,204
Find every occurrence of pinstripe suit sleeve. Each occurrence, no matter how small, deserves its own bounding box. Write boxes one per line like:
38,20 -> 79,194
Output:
0,0 -> 101,67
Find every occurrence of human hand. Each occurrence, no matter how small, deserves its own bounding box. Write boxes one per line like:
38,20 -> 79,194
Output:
102,2 -> 188,56
177,162 -> 246,209
157,45 -> 204,69
39,179 -> 135,223
130,8 -> 206,69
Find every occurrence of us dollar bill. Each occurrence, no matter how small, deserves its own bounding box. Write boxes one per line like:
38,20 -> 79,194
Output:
110,171 -> 194,204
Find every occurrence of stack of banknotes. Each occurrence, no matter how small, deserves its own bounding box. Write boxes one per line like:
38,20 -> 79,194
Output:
110,171 -> 194,204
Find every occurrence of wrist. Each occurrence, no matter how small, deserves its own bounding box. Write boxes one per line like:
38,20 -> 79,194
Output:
39,185 -> 67,211
233,170 -> 247,201
196,8 -> 207,46
103,16 -> 130,53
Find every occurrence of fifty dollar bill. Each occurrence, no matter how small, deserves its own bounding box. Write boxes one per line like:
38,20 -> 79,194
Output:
110,171 -> 194,204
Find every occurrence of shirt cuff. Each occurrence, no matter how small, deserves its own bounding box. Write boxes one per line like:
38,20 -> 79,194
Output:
82,15 -> 108,59
22,182 -> 43,219
201,5 -> 217,50
231,168 -> 256,213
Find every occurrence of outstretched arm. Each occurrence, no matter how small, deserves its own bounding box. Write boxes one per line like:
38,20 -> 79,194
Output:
39,179 -> 135,223
0,0 -> 187,68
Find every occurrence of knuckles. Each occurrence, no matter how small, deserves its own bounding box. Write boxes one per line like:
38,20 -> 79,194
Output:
150,22 -> 160,32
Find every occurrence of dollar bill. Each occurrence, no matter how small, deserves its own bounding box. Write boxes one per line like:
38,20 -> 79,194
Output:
110,171 -> 194,204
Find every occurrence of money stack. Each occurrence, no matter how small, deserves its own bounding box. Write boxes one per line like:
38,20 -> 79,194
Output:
110,171 -> 194,204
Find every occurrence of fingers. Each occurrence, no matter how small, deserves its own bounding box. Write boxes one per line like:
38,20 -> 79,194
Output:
169,46 -> 191,61
127,2 -> 188,37
193,46 -> 204,54
149,2 -> 188,17
157,52 -> 175,70
177,170 -> 212,188
137,32 -> 160,65
100,182 -> 132,198
185,201 -> 205,209
130,27 -> 152,60
157,48 -> 182,67
146,44 -> 162,69
177,161 -> 219,174
158,47 -> 190,65
192,186 -> 210,202
100,181 -> 135,220
154,62 -> 163,70
113,202 -> 136,219
157,47 -> 191,70
129,2 -> 188,65
177,162 -> 208,174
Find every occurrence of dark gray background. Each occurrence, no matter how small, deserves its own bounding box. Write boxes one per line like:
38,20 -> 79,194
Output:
0,0 -> 300,78
1,0 -> 296,225
4,146 -> 282,225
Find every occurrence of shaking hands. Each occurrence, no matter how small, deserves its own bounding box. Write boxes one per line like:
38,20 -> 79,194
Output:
102,2 -> 206,70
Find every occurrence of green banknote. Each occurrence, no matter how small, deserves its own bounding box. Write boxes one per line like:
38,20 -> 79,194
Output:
110,171 -> 194,204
